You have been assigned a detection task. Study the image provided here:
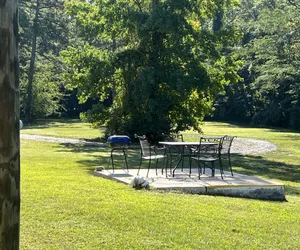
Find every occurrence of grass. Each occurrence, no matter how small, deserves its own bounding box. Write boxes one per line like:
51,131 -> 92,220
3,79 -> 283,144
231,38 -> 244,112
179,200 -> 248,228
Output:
202,122 -> 300,196
21,119 -> 104,140
20,120 -> 300,249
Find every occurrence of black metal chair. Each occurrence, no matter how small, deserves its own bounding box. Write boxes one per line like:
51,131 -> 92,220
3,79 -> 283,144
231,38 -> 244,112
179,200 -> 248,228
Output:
219,135 -> 236,176
190,137 -> 221,179
135,134 -> 167,177
201,136 -> 224,177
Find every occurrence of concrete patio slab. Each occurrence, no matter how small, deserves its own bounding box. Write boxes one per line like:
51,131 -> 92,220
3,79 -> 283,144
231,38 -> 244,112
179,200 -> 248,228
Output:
94,168 -> 285,201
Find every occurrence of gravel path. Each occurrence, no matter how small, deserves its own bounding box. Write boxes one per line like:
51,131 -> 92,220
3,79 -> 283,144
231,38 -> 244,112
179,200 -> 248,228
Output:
230,137 -> 276,155
21,134 -> 276,155
21,134 -> 107,147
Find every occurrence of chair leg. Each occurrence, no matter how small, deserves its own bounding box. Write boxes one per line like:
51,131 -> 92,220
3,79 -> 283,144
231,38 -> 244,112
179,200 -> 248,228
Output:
123,149 -> 129,171
228,153 -> 234,176
169,154 -> 173,175
211,161 -> 215,177
137,157 -> 143,175
166,156 -> 169,177
147,158 -> 151,177
162,157 -> 166,175
155,159 -> 159,175
110,150 -> 115,173
189,157 -> 192,177
219,156 -> 224,179
162,156 -> 168,175
197,161 -> 202,179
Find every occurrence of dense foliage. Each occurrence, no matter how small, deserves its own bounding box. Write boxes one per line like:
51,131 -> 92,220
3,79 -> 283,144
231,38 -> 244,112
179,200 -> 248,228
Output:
18,0 -> 300,131
19,0 -> 68,122
214,0 -> 300,129
62,0 -> 240,137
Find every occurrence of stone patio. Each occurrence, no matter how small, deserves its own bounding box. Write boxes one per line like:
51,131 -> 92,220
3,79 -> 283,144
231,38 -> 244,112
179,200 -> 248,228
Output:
94,167 -> 285,201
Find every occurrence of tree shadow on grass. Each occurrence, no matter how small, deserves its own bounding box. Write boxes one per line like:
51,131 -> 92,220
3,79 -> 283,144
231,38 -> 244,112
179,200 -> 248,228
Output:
230,154 -> 300,196
76,151 -> 142,172
54,142 -> 300,195
57,143 -> 107,153
55,142 -> 142,171
231,154 -> 300,182
22,119 -> 80,129
277,134 -> 300,141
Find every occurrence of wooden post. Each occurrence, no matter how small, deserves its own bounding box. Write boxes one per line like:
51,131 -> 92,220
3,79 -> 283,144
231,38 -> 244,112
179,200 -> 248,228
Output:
0,0 -> 20,249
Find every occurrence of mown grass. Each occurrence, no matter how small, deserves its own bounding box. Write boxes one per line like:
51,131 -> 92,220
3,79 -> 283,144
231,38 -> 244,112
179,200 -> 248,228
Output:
20,120 -> 300,249
21,119 -> 104,140
202,122 -> 300,196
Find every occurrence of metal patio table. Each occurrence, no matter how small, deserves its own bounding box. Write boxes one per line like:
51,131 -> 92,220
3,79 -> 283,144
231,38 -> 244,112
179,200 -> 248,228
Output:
158,141 -> 218,177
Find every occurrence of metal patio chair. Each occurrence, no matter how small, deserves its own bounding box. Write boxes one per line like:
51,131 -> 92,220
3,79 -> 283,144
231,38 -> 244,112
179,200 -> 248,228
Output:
135,134 -> 167,177
190,137 -> 221,179
219,135 -> 236,176
201,136 -> 224,177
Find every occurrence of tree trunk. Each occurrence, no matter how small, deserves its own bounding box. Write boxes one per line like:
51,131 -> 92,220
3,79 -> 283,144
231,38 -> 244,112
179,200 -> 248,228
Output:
0,0 -> 20,249
213,10 -> 224,32
24,0 -> 39,123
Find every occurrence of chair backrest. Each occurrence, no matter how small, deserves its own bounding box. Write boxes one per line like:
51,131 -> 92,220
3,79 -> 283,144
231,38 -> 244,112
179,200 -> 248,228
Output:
220,135 -> 236,154
202,136 -> 222,142
199,136 -> 222,157
135,134 -> 151,157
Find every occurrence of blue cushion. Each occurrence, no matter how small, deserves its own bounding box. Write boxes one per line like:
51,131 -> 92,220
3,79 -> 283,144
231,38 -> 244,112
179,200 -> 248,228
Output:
107,135 -> 131,143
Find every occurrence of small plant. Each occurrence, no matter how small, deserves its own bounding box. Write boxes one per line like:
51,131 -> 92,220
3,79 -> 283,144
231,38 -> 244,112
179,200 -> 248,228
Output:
130,176 -> 150,189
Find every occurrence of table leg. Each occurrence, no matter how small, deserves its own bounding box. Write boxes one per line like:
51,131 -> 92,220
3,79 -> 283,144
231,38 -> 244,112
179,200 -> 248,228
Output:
170,145 -> 184,177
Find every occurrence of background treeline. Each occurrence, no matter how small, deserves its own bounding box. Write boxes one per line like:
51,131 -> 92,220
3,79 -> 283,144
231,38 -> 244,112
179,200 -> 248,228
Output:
19,0 -> 300,133
19,0 -> 94,121
213,0 -> 300,129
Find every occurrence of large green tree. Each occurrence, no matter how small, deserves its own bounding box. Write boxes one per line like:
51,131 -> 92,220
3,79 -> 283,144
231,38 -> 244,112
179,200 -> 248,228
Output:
0,0 -> 20,248
62,0 -> 240,137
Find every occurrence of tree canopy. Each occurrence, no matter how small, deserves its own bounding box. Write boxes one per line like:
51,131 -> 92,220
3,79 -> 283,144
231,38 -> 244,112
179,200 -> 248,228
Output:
62,0 -> 241,137
17,0 -> 300,132
214,0 -> 300,129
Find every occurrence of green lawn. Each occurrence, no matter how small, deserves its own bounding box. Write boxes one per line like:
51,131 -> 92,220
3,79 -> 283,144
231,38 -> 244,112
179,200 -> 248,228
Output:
21,119 -> 105,140
20,120 -> 300,249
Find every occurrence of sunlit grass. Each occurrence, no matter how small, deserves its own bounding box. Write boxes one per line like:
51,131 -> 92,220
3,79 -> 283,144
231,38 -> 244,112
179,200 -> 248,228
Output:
20,119 -> 300,249
21,119 -> 104,140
